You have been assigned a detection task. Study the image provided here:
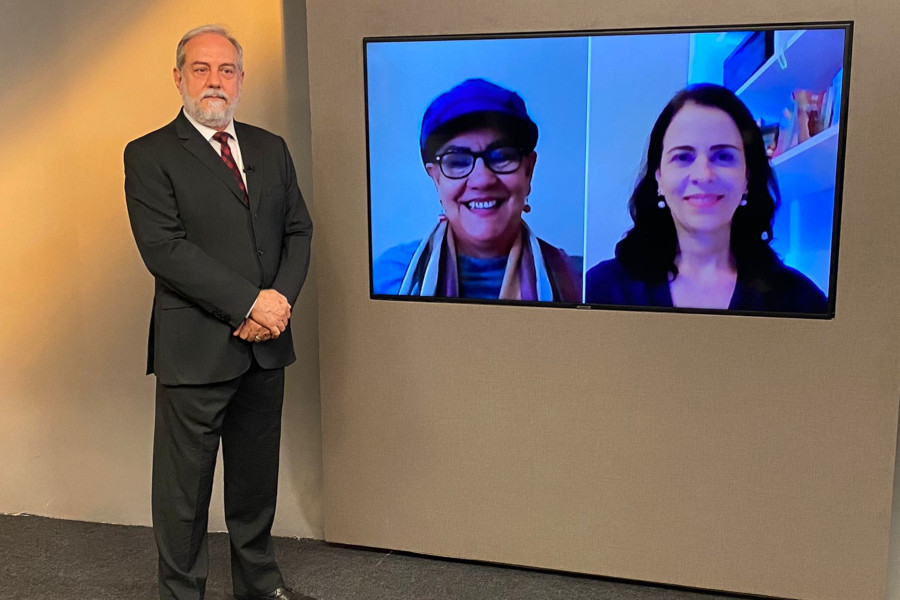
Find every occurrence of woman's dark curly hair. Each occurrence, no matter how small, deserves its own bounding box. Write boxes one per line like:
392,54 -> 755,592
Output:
615,83 -> 780,282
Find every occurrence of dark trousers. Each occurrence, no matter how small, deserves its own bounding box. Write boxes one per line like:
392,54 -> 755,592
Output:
152,360 -> 286,600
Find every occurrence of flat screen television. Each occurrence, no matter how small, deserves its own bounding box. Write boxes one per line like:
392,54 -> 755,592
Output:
364,22 -> 851,318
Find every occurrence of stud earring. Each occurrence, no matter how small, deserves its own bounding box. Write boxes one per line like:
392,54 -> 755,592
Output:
761,231 -> 770,241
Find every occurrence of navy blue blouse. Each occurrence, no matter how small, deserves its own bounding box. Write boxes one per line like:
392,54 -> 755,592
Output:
584,256 -> 828,314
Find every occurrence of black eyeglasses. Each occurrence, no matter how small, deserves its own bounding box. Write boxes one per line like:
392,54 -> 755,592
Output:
433,146 -> 525,179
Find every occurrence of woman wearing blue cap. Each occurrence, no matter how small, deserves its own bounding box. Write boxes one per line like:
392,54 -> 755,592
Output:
373,78 -> 581,302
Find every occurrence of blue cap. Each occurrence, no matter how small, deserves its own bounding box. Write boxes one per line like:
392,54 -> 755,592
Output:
419,78 -> 538,163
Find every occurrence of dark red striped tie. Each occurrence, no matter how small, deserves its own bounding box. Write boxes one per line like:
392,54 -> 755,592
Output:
212,131 -> 248,204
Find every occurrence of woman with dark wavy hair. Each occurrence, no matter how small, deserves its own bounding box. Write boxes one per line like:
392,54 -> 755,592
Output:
585,83 -> 827,313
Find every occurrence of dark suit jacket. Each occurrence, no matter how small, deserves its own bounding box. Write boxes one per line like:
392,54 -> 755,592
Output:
124,110 -> 313,385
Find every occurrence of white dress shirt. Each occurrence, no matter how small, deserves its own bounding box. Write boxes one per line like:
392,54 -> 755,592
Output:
182,110 -> 248,189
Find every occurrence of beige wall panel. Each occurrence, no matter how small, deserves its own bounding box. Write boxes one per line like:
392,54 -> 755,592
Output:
0,0 -> 322,539
308,2 -> 900,599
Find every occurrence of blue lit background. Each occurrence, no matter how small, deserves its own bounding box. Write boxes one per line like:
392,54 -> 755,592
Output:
366,36 -> 589,269
367,27 -> 846,299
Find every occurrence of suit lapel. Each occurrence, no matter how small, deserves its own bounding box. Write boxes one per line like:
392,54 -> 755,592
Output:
235,122 -> 262,213
175,112 -> 247,207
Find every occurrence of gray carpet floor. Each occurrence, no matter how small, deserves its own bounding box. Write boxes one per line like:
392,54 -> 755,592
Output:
0,514 -> 765,600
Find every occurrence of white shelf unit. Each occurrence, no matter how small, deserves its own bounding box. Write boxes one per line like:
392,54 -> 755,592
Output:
736,28 -> 845,123
735,28 -> 845,198
771,123 -> 839,199
732,27 -> 846,294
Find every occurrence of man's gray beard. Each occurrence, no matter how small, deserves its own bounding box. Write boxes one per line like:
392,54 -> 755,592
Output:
181,87 -> 239,129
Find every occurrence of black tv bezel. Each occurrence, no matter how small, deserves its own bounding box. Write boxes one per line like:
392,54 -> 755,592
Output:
363,21 -> 853,320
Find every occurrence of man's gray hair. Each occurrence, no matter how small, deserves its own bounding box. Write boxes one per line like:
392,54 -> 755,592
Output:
176,24 -> 243,72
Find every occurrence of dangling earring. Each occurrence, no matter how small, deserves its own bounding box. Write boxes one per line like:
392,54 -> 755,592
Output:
657,190 -> 666,209
523,200 -> 531,214
438,207 -> 447,222
761,231 -> 770,241
739,192 -> 748,207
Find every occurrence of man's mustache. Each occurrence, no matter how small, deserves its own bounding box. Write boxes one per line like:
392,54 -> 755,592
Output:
201,90 -> 229,101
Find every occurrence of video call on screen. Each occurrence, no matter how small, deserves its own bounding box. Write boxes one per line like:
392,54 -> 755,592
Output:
365,23 -> 851,319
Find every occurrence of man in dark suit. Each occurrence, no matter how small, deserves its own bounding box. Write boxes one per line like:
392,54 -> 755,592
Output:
124,25 -> 315,600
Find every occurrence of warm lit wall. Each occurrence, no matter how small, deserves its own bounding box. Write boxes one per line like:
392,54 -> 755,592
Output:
308,2 -> 900,600
0,0 -> 323,538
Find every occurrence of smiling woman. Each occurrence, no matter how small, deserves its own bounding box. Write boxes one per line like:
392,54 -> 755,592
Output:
584,83 -> 828,314
372,78 -> 582,302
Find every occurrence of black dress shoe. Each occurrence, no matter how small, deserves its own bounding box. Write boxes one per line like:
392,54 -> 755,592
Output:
234,586 -> 317,600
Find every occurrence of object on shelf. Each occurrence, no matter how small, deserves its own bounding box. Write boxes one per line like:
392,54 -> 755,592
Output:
792,89 -> 826,144
772,107 -> 794,158
770,72 -> 843,157
772,29 -> 796,69
830,68 -> 843,127
821,87 -> 834,131
723,30 -> 774,92
758,120 -> 780,158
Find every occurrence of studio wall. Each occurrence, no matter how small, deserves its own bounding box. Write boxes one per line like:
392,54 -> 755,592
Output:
0,0 -> 323,539
2,2 -> 900,599
307,2 -> 900,600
